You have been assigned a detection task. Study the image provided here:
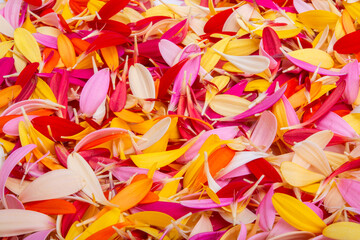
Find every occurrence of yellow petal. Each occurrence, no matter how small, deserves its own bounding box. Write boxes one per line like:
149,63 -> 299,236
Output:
272,193 -> 327,233
323,222 -> 360,240
65,221 -> 84,240
298,10 -> 340,31
31,78 -> 57,103
343,113 -> 360,135
58,34 -> 76,68
280,161 -> 325,187
127,211 -> 174,228
300,183 -> 320,194
135,226 -> 171,240
209,94 -> 251,117
130,139 -> 195,169
77,208 -> 121,240
114,109 -> 145,123
245,79 -> 271,92
87,0 -> 106,15
343,1 -> 360,21
201,36 -> 231,72
0,41 -> 14,59
14,28 -> 41,63
224,39 -> 260,56
204,76 -> 230,110
288,49 -> 334,69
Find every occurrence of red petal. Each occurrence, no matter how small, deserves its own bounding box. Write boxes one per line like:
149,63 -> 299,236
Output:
86,32 -> 129,53
217,181 -> 251,198
88,20 -> 131,36
98,0 -> 131,20
262,27 -> 282,58
31,116 -> 85,141
246,158 -> 282,183
129,16 -> 171,31
23,0 -> 42,6
15,62 -> 39,87
15,78 -> 38,103
61,201 -> 89,236
204,8 -> 233,34
333,30 -> 360,54
109,78 -> 127,112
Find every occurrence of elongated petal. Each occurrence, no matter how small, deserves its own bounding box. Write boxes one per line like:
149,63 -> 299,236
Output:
316,112 -> 358,138
129,63 -> 156,113
336,178 -> 360,209
0,144 -> 36,207
98,0 -> 130,20
14,28 -> 41,63
280,161 -> 325,187
57,34 -> 76,68
250,111 -> 277,151
67,153 -> 111,206
18,169 -> 85,203
23,229 -> 54,240
80,68 -> 110,117
0,209 -> 55,237
323,222 -> 360,240
257,185 -> 275,231
272,193 -> 327,233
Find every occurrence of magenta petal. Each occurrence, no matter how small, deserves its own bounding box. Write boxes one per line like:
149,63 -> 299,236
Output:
137,201 -> 194,219
189,231 -> 226,240
111,166 -> 171,183
341,60 -> 359,104
225,81 -> 247,96
336,178 -> 360,210
316,111 -> 358,138
33,33 -> 58,49
0,57 -> 15,85
161,19 -> 188,44
282,96 -> 300,125
257,185 -> 275,231
180,198 -> 233,209
227,84 -> 287,121
285,52 -> 346,76
79,68 -> 110,117
0,144 -> 36,207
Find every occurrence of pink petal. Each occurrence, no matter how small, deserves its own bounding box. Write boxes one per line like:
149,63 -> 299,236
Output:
224,84 -> 287,121
33,33 -> 58,49
225,81 -> 247,97
3,115 -> 38,136
257,185 -> 275,231
5,194 -> 24,209
341,60 -> 359,104
180,198 -> 233,209
79,68 -> 110,117
336,178 -> 360,210
282,96 -> 300,125
161,19 -> 189,44
250,111 -> 277,151
23,229 -> 54,240
284,52 -> 346,76
111,166 -> 171,183
178,126 -> 239,164
316,112 -> 358,138
189,231 -> 226,240
267,219 -> 297,239
0,144 -> 37,208
238,223 -> 247,240
303,202 -> 324,219
3,0 -> 23,28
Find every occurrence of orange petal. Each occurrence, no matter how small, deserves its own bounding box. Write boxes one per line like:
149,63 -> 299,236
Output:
24,199 -> 76,215
58,34 -> 76,68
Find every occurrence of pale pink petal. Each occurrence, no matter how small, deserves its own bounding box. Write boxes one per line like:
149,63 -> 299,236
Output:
178,126 -> 239,164
247,232 -> 269,240
217,165 -> 251,180
33,33 -> 58,49
237,223 -> 247,240
0,144 -> 36,208
3,115 -> 38,136
257,185 -> 275,231
158,39 -> 182,66
79,68 -> 110,117
0,99 -> 63,117
169,44 -> 201,111
267,219 -> 297,239
23,229 -> 54,240
189,214 -> 213,238
293,0 -> 315,13
0,209 -> 55,237
250,111 -> 277,151
3,0 -> 23,28
18,169 -> 85,203
341,60 -> 359,104
316,112 -> 358,138
336,178 -> 360,209
73,128 -> 131,152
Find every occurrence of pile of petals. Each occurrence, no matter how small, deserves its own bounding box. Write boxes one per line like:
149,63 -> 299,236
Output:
2,0 -> 360,239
